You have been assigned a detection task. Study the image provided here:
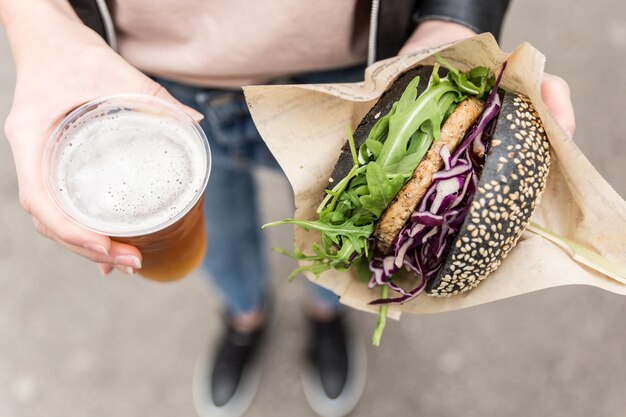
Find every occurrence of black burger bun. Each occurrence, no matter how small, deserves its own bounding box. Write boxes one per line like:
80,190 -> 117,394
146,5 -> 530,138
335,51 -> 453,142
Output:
428,92 -> 551,296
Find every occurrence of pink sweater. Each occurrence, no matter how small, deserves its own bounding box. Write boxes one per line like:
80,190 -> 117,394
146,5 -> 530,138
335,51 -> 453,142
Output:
113,0 -> 369,88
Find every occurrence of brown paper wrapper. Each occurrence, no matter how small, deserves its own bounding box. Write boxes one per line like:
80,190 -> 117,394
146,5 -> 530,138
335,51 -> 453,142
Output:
243,34 -> 626,319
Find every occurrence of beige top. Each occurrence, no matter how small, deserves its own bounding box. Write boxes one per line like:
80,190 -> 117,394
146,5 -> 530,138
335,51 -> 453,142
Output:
112,0 -> 370,88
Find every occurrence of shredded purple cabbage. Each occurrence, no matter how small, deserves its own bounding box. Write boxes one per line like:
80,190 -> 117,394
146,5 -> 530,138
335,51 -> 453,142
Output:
368,65 -> 506,305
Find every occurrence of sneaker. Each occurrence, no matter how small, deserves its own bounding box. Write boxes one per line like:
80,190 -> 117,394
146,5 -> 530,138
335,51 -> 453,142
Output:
192,315 -> 267,417
301,313 -> 367,417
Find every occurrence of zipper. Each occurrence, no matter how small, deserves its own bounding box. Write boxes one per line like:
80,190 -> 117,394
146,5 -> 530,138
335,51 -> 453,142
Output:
94,0 -> 118,51
367,0 -> 380,66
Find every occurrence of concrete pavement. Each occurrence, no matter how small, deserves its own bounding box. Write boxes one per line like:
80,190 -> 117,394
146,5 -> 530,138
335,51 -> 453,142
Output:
1,1 -> 625,416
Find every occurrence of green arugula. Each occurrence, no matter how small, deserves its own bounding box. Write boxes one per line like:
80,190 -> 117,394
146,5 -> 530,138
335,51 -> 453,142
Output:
376,81 -> 458,167
359,161 -> 404,218
372,285 -> 389,346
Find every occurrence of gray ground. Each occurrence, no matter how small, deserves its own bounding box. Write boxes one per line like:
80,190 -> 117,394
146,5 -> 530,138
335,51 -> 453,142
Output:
1,2 -> 625,417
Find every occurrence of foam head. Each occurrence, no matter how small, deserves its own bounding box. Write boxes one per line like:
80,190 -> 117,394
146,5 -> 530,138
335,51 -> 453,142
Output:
46,95 -> 210,236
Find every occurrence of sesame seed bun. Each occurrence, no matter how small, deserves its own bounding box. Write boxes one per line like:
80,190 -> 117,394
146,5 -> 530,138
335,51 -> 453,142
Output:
427,92 -> 550,296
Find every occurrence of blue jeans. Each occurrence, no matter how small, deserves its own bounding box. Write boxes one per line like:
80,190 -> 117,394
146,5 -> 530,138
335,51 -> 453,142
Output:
156,65 -> 365,316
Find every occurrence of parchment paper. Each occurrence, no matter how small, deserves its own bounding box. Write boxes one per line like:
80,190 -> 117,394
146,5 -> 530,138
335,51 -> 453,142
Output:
244,34 -> 626,319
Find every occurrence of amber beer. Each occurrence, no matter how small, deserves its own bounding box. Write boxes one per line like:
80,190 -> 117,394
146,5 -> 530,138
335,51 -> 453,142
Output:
44,95 -> 211,282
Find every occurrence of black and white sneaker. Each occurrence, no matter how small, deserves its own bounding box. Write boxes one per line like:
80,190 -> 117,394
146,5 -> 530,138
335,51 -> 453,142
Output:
193,317 -> 267,417
302,314 -> 367,417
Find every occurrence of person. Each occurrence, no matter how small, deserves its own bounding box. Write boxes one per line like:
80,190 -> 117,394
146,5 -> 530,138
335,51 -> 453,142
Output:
0,1 -> 575,416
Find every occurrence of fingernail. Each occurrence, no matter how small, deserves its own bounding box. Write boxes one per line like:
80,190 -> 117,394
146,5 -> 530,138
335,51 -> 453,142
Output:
84,243 -> 109,256
115,265 -> 135,275
188,107 -> 205,122
114,255 -> 142,269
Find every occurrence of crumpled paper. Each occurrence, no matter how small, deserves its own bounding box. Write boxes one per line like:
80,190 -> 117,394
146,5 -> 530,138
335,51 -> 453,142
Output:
243,34 -> 626,319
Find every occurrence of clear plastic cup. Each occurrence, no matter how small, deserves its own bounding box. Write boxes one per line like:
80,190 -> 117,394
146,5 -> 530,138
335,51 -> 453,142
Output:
44,94 -> 211,281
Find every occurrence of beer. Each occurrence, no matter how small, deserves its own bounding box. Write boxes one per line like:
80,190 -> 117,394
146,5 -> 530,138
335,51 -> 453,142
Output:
45,95 -> 211,282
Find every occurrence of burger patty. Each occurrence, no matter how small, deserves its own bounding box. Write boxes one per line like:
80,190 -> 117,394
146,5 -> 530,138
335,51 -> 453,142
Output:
374,98 -> 485,253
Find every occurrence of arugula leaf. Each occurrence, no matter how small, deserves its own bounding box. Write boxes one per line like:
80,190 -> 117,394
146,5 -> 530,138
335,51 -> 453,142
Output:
272,246 -> 334,280
347,127 -> 358,166
385,133 -> 433,175
317,128 -> 365,215
343,189 -> 363,209
421,90 -> 458,143
376,81 -> 459,167
368,114 -> 389,144
263,217 -> 372,254
429,63 -> 442,86
353,184 -> 369,196
274,238 -> 359,281
364,100 -> 398,160
317,164 -> 358,215
436,54 -> 493,97
372,285 -> 389,346
359,162 -> 404,218
365,137 -> 383,159
396,75 -> 421,112
353,257 -> 374,283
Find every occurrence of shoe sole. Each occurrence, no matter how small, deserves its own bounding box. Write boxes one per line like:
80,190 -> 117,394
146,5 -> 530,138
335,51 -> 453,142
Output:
301,327 -> 368,417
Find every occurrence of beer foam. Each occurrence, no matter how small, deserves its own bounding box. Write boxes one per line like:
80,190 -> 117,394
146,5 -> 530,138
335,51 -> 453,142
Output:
51,110 -> 208,235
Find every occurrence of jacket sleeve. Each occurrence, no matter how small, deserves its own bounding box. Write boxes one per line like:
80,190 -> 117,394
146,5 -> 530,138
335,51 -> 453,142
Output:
415,0 -> 510,39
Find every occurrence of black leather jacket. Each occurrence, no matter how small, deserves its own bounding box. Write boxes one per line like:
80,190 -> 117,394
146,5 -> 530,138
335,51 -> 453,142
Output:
70,0 -> 510,62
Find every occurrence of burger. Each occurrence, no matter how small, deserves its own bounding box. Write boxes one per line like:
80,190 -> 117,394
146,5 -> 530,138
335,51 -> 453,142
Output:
264,58 -> 550,310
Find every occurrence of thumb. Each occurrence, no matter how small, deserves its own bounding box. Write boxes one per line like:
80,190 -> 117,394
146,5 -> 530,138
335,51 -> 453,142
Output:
143,80 -> 205,123
541,73 -> 576,139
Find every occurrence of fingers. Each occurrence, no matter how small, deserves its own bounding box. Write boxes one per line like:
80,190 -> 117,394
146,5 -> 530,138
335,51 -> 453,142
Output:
33,217 -> 142,274
541,73 -> 576,138
65,240 -> 141,275
23,185 -> 113,254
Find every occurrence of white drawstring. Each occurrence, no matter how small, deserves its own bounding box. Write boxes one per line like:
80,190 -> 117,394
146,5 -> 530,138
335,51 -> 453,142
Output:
367,0 -> 380,66
94,0 -> 118,51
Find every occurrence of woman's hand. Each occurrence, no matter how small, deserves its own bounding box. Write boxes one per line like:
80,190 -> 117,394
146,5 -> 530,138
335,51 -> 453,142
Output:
2,3 -> 202,276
